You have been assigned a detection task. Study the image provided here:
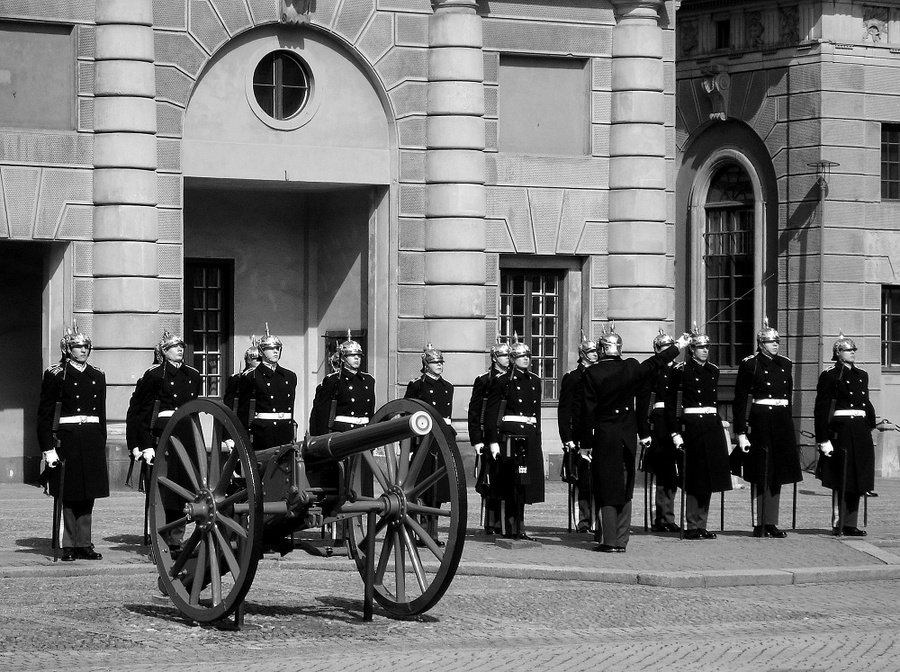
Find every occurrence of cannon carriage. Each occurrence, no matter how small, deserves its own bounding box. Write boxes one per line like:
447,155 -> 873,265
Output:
147,397 -> 466,625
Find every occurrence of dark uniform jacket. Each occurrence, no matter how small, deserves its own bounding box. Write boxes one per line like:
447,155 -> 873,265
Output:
37,361 -> 109,501
484,366 -> 544,504
558,362 -> 588,445
575,346 -> 679,507
237,363 -> 297,449
309,366 -> 376,436
636,363 -> 680,486
126,361 -> 202,450
467,369 -> 500,447
813,362 -> 876,492
405,374 -> 456,502
665,357 -> 732,494
733,352 -> 802,486
223,372 -> 242,413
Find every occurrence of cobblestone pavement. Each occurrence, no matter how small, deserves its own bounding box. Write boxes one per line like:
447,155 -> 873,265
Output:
2,475 -> 900,670
1,568 -> 899,671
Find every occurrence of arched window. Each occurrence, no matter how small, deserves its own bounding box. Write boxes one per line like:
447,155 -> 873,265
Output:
704,163 -> 755,367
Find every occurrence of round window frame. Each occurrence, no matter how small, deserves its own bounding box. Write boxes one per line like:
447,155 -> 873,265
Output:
246,47 -> 319,131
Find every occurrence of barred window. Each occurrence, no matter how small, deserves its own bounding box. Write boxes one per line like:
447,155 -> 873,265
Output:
882,286 -> 900,366
499,271 -> 561,400
881,124 -> 900,200
185,260 -> 233,397
705,164 -> 755,367
252,51 -> 311,121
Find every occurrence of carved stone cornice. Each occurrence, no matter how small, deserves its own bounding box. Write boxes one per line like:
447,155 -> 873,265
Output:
701,66 -> 730,121
431,0 -> 479,11
610,0 -> 664,22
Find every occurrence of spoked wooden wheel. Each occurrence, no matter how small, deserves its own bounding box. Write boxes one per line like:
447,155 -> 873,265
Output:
149,399 -> 263,623
344,398 -> 466,616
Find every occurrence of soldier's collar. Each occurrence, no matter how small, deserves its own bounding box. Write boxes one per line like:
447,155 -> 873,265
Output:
68,360 -> 87,372
424,372 -> 441,381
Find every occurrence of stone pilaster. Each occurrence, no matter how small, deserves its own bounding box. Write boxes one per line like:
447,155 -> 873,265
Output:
426,0 -> 487,391
93,0 -> 160,418
608,0 -> 669,351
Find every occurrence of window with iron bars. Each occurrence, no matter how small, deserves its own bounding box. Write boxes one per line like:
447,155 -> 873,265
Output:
882,285 -> 900,367
498,270 -> 562,400
882,124 -> 900,200
185,260 -> 233,398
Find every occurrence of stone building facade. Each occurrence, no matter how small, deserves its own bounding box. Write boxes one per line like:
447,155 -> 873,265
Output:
2,0 -> 897,485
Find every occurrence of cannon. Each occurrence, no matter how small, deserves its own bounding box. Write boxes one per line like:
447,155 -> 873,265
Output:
146,397 -> 466,624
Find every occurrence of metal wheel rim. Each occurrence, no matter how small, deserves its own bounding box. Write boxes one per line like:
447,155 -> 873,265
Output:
149,399 -> 263,623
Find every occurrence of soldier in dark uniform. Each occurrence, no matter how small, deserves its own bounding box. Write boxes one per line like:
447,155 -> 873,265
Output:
637,330 -> 682,533
405,344 -> 455,546
223,339 -> 260,413
126,331 -> 202,550
484,339 -> 544,539
237,326 -> 297,449
558,332 -> 598,533
309,334 -> 376,436
814,333 -> 876,536
576,324 -> 689,552
666,328 -> 733,540
37,324 -> 109,561
733,319 -> 802,538
467,340 -> 509,535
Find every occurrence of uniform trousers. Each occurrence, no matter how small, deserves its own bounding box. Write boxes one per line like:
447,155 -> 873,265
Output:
599,501 -> 632,548
686,492 -> 712,531
62,499 -> 94,548
753,484 -> 781,527
573,465 -> 593,531
832,491 -> 862,529
655,485 -> 677,526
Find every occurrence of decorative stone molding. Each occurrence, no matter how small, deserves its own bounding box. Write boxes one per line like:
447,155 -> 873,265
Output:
780,5 -> 799,44
863,6 -> 888,43
746,11 -> 764,49
279,0 -> 311,25
701,68 -> 730,121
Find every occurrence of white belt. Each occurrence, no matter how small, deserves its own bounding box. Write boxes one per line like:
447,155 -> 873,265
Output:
157,410 -> 175,419
444,418 -> 452,425
58,415 -> 99,424
683,407 -> 717,415
502,415 -> 537,425
653,402 -> 666,410
754,399 -> 788,407
255,412 -> 292,420
833,409 -> 865,418
335,415 -> 369,426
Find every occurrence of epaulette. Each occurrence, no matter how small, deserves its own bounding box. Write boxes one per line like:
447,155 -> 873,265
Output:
90,365 -> 106,375
707,362 -> 719,371
46,364 -> 64,375
741,354 -> 755,363
673,362 -> 685,370
183,364 -> 200,374
779,355 -> 793,363
147,363 -> 163,372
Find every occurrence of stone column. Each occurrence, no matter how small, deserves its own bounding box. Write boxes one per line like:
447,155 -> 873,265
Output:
608,0 -> 669,352
427,0 -> 487,413
92,0 -> 160,420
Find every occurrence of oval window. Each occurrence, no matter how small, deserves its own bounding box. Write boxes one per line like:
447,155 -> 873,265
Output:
252,51 -> 311,121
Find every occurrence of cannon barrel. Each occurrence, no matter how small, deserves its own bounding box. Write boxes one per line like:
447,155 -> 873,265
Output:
302,410 -> 433,465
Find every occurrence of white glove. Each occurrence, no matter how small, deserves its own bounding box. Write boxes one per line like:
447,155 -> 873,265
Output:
473,442 -> 485,454
43,449 -> 61,468
675,333 -> 691,349
489,443 -> 501,459
671,433 -> 684,450
222,439 -> 235,452
141,447 -> 156,465
737,434 -> 751,452
639,437 -> 651,448
564,441 -> 576,451
579,448 -> 592,462
819,440 -> 834,458
131,447 -> 141,460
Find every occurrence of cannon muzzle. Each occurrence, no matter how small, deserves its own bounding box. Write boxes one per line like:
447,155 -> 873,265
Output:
303,410 -> 433,465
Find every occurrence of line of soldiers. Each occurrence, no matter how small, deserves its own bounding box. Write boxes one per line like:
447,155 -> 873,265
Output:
37,318 -> 879,560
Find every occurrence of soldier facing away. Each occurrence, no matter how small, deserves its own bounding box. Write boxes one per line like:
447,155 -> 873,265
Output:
576,324 -> 689,553
637,330 -> 682,534
558,331 -> 599,533
37,324 -> 109,561
223,338 -> 261,413
733,318 -> 802,538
